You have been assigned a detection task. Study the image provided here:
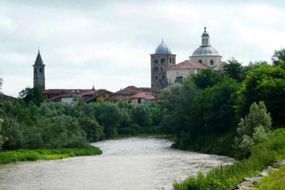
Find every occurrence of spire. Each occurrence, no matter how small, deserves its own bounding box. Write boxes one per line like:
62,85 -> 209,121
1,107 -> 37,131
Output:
35,49 -> 43,65
201,26 -> 210,46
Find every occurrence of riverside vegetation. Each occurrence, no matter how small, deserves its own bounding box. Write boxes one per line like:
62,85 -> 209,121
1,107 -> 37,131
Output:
0,92 -> 162,164
158,49 -> 285,189
0,49 -> 285,189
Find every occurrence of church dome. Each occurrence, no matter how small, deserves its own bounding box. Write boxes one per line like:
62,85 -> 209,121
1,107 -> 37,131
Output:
192,46 -> 220,56
155,40 -> 171,54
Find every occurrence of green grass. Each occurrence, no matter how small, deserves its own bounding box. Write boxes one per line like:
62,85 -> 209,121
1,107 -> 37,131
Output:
0,145 -> 102,165
255,166 -> 285,190
174,129 -> 285,190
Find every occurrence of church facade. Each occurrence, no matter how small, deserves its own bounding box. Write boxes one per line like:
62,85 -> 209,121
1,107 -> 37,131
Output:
151,27 -> 224,88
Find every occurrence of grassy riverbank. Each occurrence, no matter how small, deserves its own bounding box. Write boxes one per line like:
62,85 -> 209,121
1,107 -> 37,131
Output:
0,145 -> 102,165
173,129 -> 285,190
255,166 -> 285,190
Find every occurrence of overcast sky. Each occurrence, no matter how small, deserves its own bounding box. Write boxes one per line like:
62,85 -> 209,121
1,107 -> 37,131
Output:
0,0 -> 284,97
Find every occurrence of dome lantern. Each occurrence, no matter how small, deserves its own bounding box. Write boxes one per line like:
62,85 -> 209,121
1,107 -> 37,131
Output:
201,26 -> 210,47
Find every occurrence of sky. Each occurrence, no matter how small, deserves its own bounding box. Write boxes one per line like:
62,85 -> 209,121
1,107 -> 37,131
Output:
0,0 -> 284,97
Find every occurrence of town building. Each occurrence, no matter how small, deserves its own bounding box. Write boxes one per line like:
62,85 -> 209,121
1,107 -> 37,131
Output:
107,86 -> 159,104
32,52 -> 112,104
152,27 -> 224,87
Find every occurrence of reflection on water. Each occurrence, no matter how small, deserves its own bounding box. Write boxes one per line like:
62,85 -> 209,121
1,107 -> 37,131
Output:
0,138 -> 234,190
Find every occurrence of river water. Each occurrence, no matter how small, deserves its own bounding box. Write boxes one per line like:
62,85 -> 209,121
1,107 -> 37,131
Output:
0,137 -> 234,190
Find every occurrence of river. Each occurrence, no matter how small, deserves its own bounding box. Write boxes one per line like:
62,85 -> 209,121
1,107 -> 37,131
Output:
0,137 -> 234,190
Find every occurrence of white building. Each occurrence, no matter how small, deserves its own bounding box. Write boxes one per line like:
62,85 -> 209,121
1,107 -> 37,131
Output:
167,60 -> 208,84
165,27 -> 224,85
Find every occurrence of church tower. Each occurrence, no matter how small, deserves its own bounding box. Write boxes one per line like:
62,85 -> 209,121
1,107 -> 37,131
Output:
150,40 -> 176,89
33,50 -> 45,89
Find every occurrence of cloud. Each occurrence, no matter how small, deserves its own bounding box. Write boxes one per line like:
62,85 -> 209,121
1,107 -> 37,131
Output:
0,1 -> 284,96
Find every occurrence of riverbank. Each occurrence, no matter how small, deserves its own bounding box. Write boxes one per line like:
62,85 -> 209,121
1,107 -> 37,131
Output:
0,145 -> 102,165
173,129 -> 285,190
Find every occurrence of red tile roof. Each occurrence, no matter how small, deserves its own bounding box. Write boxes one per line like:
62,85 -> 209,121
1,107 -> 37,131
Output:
108,86 -> 159,101
130,92 -> 156,100
167,60 -> 208,70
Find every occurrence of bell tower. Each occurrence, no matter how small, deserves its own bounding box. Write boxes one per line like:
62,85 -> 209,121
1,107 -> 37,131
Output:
150,40 -> 176,89
33,50 -> 45,89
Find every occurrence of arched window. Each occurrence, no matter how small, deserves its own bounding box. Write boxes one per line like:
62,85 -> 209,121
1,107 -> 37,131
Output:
210,60 -> 214,65
199,60 -> 202,63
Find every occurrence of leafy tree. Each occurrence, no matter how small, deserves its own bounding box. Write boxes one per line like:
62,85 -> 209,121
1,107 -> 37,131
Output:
19,86 -> 45,106
235,101 -> 271,158
272,48 -> 285,65
191,77 -> 239,134
160,78 -> 200,138
133,104 -> 152,127
223,58 -> 244,81
191,69 -> 222,89
237,64 -> 285,124
0,118 -> 8,148
149,103 -> 163,126
92,102 -> 121,138
79,117 -> 104,142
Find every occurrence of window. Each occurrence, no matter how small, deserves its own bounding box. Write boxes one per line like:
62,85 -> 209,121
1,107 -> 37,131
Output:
161,58 -> 165,64
210,60 -> 214,65
154,60 -> 158,64
175,76 -> 183,84
206,39 -> 208,44
154,67 -> 158,72
39,68 -> 43,73
160,67 -> 163,71
169,58 -> 172,63
162,75 -> 165,80
199,60 -> 202,63
155,76 -> 158,80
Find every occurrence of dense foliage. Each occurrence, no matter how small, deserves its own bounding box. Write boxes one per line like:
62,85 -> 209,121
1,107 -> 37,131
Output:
160,55 -> 285,157
174,129 -> 285,190
161,49 -> 285,189
0,101 -> 162,150
160,70 -> 240,155
237,64 -> 285,125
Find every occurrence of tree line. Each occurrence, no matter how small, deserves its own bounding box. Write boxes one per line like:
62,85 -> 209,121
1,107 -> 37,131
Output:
159,49 -> 285,158
0,100 -> 162,150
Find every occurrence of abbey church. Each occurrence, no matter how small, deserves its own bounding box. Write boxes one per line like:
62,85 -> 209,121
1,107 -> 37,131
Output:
151,27 -> 224,89
32,27 -> 224,104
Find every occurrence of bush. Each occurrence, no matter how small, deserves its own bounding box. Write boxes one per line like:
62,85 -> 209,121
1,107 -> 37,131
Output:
234,101 -> 271,158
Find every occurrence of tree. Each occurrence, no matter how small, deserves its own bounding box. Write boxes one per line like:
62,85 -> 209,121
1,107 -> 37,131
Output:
191,77 -> 239,134
235,101 -> 271,158
0,118 -> 8,149
92,102 -> 121,138
19,86 -> 45,106
79,117 -> 104,142
132,104 -> 152,127
160,78 -> 200,141
191,69 -> 222,89
237,64 -> 285,124
223,58 -> 244,81
272,49 -> 285,65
